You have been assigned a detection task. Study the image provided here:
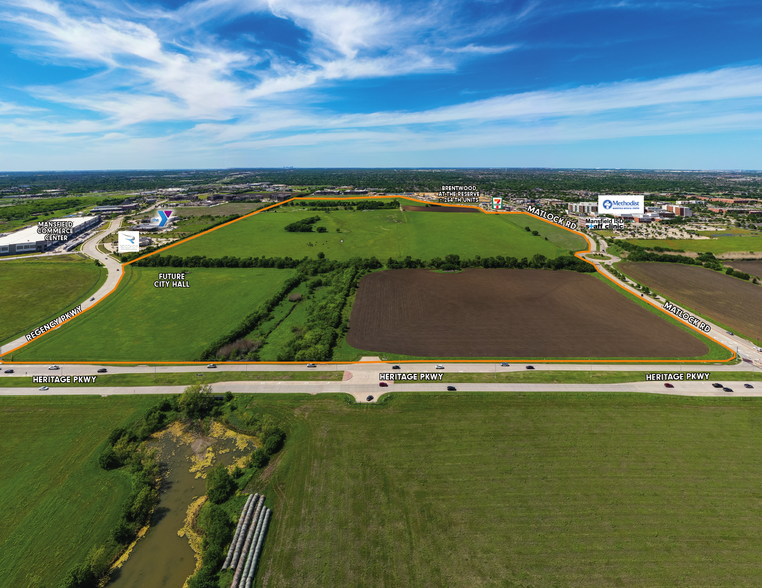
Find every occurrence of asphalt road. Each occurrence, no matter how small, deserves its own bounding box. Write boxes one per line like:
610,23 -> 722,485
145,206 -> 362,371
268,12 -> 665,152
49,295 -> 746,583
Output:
2,379 -> 760,403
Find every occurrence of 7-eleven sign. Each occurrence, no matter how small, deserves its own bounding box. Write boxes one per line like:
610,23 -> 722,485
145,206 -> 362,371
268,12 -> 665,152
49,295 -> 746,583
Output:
492,197 -> 503,210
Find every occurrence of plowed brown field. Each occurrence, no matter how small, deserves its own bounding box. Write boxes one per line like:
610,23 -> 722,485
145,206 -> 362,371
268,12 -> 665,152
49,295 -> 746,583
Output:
727,260 -> 762,278
347,269 -> 708,358
620,262 -> 762,342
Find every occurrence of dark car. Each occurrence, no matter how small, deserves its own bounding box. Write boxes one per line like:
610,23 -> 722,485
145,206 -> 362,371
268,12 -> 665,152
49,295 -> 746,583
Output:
712,383 -> 723,388
500,362 -> 510,367
664,382 -> 674,388
379,382 -> 388,387
726,331 -> 734,335
392,365 -> 401,369
723,387 -> 733,392
366,395 -> 374,402
447,386 -> 457,391
3,369 -> 13,374
525,365 -> 535,370
745,384 -> 754,389
97,368 -> 107,373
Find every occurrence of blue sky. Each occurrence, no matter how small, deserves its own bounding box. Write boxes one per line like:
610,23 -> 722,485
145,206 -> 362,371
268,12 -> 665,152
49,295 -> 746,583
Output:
0,0 -> 761,170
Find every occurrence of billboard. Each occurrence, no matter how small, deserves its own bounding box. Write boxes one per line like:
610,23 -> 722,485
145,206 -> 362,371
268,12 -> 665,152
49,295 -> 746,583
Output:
118,231 -> 139,253
597,195 -> 644,216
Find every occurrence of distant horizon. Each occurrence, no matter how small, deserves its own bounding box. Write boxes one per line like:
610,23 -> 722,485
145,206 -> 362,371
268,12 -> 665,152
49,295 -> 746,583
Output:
1,166 -> 762,174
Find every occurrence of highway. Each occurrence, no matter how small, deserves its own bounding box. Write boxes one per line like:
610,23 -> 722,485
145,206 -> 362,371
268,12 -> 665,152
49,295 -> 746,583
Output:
2,378 -> 760,403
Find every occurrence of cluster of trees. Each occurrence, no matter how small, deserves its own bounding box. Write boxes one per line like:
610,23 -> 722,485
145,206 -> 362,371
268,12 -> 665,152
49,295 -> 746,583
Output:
277,267 -> 361,361
385,253 -> 595,273
61,398 -> 176,588
726,267 -> 752,281
284,199 -> 399,210
284,215 -> 322,232
0,196 -> 122,222
134,251 -> 594,274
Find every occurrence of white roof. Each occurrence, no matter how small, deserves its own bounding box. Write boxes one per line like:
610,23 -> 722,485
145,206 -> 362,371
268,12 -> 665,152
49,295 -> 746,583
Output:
0,216 -> 98,247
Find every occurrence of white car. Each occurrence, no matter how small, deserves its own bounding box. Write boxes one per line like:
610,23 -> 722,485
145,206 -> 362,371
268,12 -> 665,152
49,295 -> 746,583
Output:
435,365 -> 445,369
306,363 -> 317,368
39,386 -> 49,391
48,365 -> 60,370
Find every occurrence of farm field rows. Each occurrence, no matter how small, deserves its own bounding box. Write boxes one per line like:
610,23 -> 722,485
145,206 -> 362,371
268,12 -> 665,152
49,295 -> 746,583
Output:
0,255 -> 104,346
0,395 -> 159,588
619,262 -> 762,344
347,269 -> 710,358
164,203 -> 584,262
255,392 -> 762,588
9,266 -> 295,362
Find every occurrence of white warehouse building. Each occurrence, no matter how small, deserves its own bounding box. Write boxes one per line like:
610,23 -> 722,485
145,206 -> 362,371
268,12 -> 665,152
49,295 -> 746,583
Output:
0,215 -> 101,256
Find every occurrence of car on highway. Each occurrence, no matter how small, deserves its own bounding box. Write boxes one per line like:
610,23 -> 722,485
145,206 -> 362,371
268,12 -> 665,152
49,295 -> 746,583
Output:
48,365 -> 60,370
4,369 -> 13,374
745,384 -> 754,389
366,395 -> 374,402
392,365 -> 401,369
97,368 -> 108,373
754,346 -> 762,352
525,365 -> 535,370
39,386 -> 49,391
664,383 -> 674,388
723,387 -> 733,392
379,382 -> 388,387
90,297 -> 95,301
207,364 -> 217,369
447,386 -> 457,391
435,365 -> 445,369
500,362 -> 510,367
306,363 -> 317,368
726,331 -> 734,335
712,383 -> 723,388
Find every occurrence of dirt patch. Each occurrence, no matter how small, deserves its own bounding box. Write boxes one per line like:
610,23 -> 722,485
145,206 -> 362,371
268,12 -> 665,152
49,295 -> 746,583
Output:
726,260 -> 762,277
258,452 -> 284,485
402,205 -> 477,213
620,262 -> 762,342
190,436 -> 215,459
346,268 -> 708,358
717,252 -> 762,260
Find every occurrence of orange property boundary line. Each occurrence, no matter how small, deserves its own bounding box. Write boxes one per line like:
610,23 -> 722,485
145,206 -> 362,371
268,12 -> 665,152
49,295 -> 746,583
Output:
0,195 -> 736,365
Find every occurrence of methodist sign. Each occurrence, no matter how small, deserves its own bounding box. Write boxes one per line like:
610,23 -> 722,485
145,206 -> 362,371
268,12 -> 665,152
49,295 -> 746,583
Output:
597,195 -> 644,216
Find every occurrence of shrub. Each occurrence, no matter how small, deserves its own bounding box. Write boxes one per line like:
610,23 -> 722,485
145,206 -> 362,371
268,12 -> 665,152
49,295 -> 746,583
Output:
98,446 -> 121,470
263,430 -> 286,455
59,564 -> 97,588
112,519 -> 134,544
206,463 -> 236,504
250,448 -> 270,469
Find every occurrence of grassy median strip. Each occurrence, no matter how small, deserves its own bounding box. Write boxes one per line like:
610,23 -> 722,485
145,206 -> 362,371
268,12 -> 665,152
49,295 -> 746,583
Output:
0,370 -> 342,387
440,370 -> 762,384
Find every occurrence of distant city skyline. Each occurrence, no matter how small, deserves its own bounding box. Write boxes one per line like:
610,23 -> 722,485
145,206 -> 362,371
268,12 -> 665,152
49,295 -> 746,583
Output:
1,0 -> 761,170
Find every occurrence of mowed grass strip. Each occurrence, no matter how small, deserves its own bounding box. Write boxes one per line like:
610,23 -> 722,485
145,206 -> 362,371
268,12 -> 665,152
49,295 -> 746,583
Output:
165,207 -> 566,262
11,266 -> 295,362
252,393 -> 762,588
0,370 -> 342,387
0,395 -> 160,588
503,212 -> 588,252
620,262 -> 762,344
0,255 -> 104,345
626,235 -> 762,254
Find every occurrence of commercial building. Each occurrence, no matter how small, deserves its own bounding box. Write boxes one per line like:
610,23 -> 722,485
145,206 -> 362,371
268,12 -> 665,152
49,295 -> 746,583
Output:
568,202 -> 598,215
665,204 -> 693,217
0,216 -> 100,256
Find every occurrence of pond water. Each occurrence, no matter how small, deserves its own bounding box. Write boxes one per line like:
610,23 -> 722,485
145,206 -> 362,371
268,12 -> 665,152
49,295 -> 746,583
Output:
107,422 -> 255,588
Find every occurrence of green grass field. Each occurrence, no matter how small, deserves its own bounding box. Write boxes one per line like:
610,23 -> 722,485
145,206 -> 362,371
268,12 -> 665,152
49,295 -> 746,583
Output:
164,205 -> 580,262
627,235 -> 762,253
0,255 -> 104,346
9,266 -> 295,362
249,392 -> 762,587
0,395 -> 160,588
